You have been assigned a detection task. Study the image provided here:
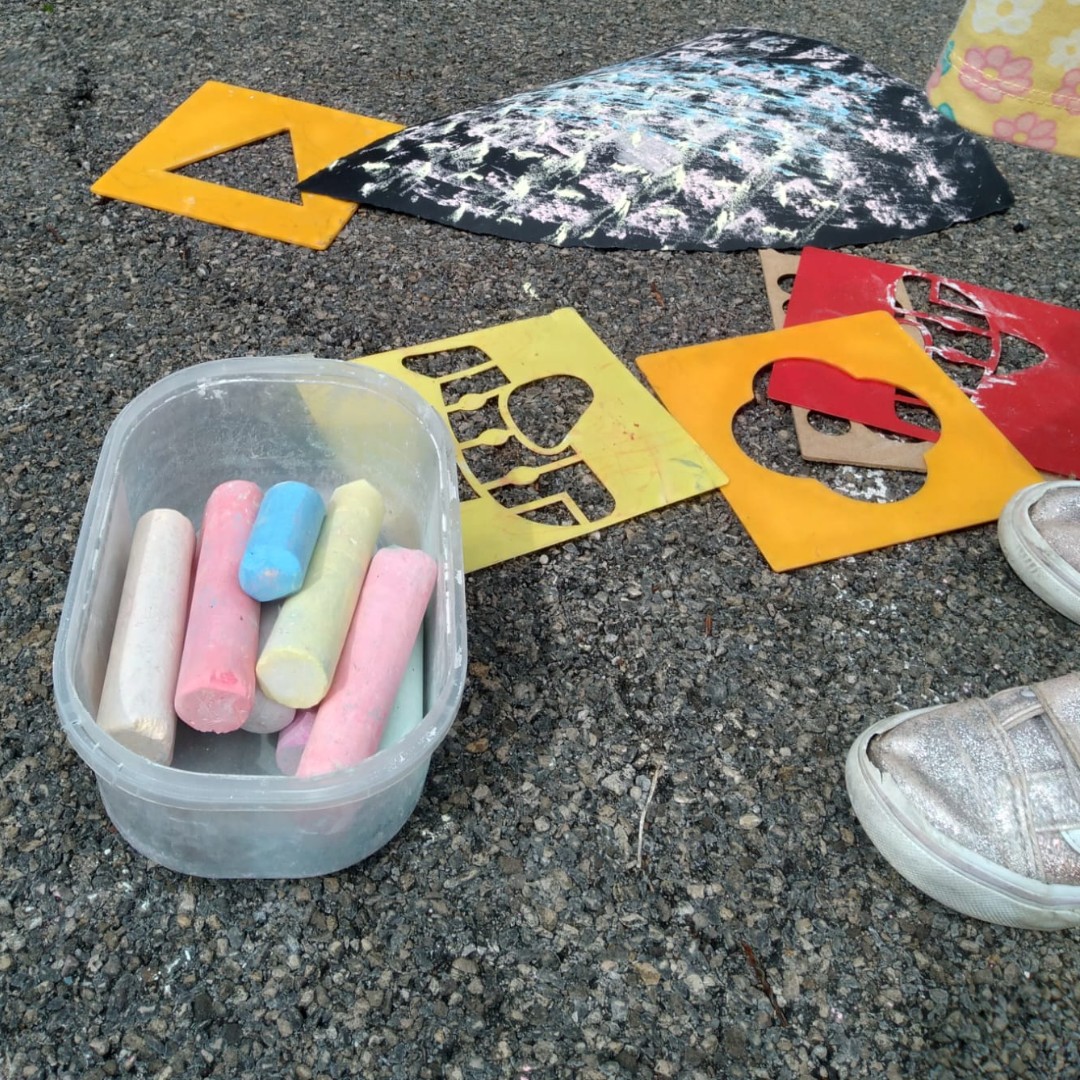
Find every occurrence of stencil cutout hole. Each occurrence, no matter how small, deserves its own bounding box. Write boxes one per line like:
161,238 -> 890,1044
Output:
507,375 -> 593,449
926,350 -> 985,389
440,367 -> 510,406
518,503 -> 580,528
894,390 -> 941,436
777,272 -> 796,312
925,323 -> 992,371
734,366 -> 927,503
448,398 -> 504,443
900,275 -> 932,312
900,275 -> 990,332
404,347 -> 494,378
806,412 -> 852,436
997,334 -> 1047,376
463,438 -> 573,485
457,469 -> 481,502
178,133 -> 302,203
490,459 -> 615,522
936,281 -> 984,313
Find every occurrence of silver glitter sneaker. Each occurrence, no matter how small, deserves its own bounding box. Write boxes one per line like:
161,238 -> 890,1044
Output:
998,480 -> 1080,626
846,674 -> 1080,929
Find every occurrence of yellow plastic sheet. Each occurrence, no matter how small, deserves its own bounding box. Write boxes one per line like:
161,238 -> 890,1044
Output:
350,308 -> 727,572
637,312 -> 1041,571
91,81 -> 401,249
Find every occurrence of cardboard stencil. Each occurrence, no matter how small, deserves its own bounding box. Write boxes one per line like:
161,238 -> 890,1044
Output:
759,249 -> 933,473
636,312 -> 1041,572
759,249 -> 801,329
345,309 -> 727,571
92,81 -> 402,249
789,406 -> 931,473
777,247 -> 1080,477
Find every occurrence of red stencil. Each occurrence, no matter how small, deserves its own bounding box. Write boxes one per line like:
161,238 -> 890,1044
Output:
768,247 -> 1080,477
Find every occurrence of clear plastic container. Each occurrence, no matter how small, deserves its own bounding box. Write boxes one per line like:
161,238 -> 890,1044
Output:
53,355 -> 467,878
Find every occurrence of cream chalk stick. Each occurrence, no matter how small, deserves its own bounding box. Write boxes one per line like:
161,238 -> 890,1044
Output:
174,480 -> 263,733
96,508 -> 196,764
242,603 -> 296,735
256,479 -> 384,709
296,547 -> 437,778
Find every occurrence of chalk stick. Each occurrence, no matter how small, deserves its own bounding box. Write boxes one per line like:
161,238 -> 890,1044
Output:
239,481 -> 326,602
174,480 -> 263,733
96,508 -> 196,764
273,636 -> 422,775
242,604 -> 296,735
297,547 -> 437,778
256,479 -> 384,709
377,632 -> 425,753
274,708 -> 317,776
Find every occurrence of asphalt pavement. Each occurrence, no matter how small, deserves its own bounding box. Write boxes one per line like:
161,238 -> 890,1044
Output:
1,1 -> 1079,1077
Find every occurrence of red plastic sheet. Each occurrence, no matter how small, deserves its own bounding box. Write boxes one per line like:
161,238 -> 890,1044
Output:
768,248 -> 1080,477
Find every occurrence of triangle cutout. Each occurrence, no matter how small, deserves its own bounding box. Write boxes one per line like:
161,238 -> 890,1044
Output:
92,81 -> 402,249
177,131 -> 304,205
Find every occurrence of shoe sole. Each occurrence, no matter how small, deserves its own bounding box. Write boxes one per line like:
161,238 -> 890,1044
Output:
998,481 -> 1080,626
846,708 -> 1080,930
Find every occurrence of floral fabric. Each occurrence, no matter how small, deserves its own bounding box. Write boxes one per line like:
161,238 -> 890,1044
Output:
927,0 -> 1080,156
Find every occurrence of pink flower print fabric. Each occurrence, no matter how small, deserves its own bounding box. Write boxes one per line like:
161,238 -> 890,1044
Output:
993,110 -> 1059,148
1053,68 -> 1080,113
927,0 -> 1080,157
958,46 -> 1034,101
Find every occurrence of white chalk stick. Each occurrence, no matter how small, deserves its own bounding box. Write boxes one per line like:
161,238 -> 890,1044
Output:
242,603 -> 296,735
96,508 -> 195,764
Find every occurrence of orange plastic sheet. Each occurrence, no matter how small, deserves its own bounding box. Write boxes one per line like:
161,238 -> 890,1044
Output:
637,312 -> 1040,571
92,81 -> 401,249
349,308 -> 727,571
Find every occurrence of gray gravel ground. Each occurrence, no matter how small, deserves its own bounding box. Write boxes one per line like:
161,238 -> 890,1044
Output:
2,1 -> 1080,1077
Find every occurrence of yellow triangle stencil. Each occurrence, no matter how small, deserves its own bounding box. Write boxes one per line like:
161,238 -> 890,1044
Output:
91,81 -> 401,249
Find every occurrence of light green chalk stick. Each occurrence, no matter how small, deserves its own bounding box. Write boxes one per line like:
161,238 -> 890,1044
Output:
256,478 -> 383,709
377,630 -> 424,753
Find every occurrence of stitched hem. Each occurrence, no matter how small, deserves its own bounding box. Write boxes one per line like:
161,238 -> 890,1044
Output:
927,77 -> 1080,157
953,57 -> 1070,108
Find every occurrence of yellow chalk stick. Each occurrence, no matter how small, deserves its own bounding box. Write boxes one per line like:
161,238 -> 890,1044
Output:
256,479 -> 384,708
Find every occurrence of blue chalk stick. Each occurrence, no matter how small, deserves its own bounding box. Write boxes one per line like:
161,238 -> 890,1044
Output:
239,481 -> 326,602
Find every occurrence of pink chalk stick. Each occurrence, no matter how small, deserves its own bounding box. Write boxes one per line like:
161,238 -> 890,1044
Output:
296,547 -> 437,778
275,708 -> 318,776
175,480 -> 263,733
